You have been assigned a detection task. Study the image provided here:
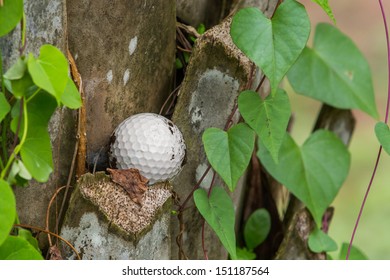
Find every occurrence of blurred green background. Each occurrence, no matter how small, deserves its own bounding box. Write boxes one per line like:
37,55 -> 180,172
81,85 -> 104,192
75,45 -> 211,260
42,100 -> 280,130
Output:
290,0 -> 390,259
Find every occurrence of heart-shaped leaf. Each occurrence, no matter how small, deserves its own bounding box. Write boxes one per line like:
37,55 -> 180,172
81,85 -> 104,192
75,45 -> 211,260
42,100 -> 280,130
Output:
11,93 -> 57,182
0,93 -> 10,123
202,123 -> 255,192
238,89 -> 291,163
0,236 -> 43,260
258,130 -> 350,225
4,57 -> 35,98
61,77 -> 82,109
375,122 -> 390,155
194,187 -> 237,259
231,0 -> 310,93
0,0 -> 23,37
4,57 -> 27,80
308,228 -> 338,253
338,243 -> 368,260
311,0 -> 336,23
244,208 -> 271,250
27,45 -> 69,102
7,160 -> 32,187
0,180 -> 16,246
288,23 -> 379,119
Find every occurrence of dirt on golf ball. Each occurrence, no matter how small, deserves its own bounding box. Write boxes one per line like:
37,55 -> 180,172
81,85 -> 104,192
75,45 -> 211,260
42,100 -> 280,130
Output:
109,113 -> 186,184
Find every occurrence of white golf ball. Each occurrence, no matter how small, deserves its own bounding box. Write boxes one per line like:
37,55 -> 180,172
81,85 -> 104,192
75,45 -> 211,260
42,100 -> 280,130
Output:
109,113 -> 186,184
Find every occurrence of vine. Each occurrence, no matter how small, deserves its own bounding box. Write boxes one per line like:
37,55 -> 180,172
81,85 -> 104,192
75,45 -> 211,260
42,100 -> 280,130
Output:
190,0 -> 382,259
0,0 -> 81,259
347,0 -> 390,260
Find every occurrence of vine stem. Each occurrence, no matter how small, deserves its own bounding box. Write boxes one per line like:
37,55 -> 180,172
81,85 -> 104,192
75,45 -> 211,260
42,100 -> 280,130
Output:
13,224 -> 81,260
178,164 -> 211,211
0,98 -> 28,180
177,63 -> 260,259
346,0 -> 390,260
45,185 -> 67,247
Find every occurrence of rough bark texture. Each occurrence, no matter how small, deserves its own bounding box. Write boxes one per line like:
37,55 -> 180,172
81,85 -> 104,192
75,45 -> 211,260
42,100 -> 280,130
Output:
60,172 -> 172,259
171,0 -> 279,260
170,16 -> 254,260
231,0 -> 279,17
66,0 -> 176,171
176,0 -> 232,28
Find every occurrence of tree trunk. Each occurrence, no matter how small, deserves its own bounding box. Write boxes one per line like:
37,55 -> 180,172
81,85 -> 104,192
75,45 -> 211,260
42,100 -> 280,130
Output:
1,0 -> 352,260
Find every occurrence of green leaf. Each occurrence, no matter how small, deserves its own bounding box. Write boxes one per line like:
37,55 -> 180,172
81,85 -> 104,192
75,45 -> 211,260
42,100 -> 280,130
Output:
311,0 -> 336,23
339,243 -> 368,260
197,23 -> 206,35
21,138 -> 53,182
244,208 -> 271,250
0,0 -> 23,37
202,123 -> 255,191
18,229 -> 40,252
308,228 -> 338,253
16,160 -> 32,180
7,160 -> 30,187
27,45 -> 69,102
0,180 -> 16,246
288,23 -> 379,119
193,187 -> 237,259
0,92 -> 10,122
5,57 -> 35,98
10,73 -> 35,99
61,77 -> 82,109
0,236 -> 43,260
238,89 -> 291,163
375,122 -> 390,155
8,159 -> 31,182
231,0 -> 310,93
236,247 -> 256,260
258,130 -> 350,225
4,57 -> 27,80
14,93 -> 57,182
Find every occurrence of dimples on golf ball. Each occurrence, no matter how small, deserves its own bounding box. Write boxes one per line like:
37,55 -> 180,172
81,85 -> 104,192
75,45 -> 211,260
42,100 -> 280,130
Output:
110,113 -> 186,184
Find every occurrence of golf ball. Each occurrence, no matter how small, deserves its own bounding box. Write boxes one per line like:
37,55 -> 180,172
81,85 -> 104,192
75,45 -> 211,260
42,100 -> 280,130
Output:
109,113 -> 186,184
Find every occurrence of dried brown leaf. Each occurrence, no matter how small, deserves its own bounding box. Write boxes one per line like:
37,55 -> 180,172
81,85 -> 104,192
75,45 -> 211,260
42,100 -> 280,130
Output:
49,245 -> 63,260
107,168 -> 148,205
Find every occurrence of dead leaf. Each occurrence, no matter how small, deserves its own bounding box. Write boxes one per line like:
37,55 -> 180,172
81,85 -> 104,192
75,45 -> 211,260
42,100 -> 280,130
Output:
107,168 -> 148,205
49,245 -> 63,260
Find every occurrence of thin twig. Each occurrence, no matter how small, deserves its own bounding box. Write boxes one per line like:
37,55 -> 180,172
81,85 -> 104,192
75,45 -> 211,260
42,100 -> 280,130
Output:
176,22 -> 200,39
45,186 -> 67,247
54,140 -> 78,240
256,74 -> 267,93
159,85 -> 181,115
179,165 -> 212,211
177,27 -> 193,51
67,49 -> 87,178
177,46 -> 192,53
271,0 -> 282,18
14,224 -> 81,260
